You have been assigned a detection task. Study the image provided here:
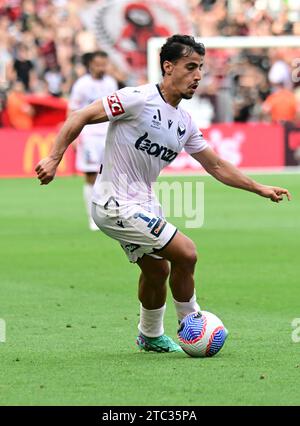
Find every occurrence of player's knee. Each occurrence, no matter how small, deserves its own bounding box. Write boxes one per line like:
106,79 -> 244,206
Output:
179,242 -> 198,270
185,248 -> 198,269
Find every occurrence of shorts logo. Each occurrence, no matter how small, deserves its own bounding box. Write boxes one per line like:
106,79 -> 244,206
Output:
124,243 -> 140,253
107,93 -> 125,117
150,218 -> 167,237
135,132 -> 178,163
134,212 -> 167,238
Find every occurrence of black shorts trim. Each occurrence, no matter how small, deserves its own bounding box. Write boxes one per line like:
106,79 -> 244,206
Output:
153,228 -> 178,254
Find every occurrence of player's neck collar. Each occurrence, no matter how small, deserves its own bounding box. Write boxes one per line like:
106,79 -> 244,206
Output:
156,84 -> 178,109
156,83 -> 166,102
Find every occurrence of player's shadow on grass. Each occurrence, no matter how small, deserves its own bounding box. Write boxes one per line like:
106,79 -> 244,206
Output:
130,351 -> 229,361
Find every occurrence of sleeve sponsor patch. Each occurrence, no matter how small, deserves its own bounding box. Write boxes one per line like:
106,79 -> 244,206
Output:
107,93 -> 125,117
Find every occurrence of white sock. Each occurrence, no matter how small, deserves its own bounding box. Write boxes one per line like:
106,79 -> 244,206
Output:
83,183 -> 94,223
138,304 -> 166,338
173,291 -> 201,322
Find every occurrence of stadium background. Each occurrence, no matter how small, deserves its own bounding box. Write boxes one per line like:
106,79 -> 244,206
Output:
1,0 -> 300,175
1,0 -> 300,406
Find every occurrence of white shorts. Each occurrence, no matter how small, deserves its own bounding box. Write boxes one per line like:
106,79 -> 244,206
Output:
76,134 -> 105,173
91,202 -> 177,263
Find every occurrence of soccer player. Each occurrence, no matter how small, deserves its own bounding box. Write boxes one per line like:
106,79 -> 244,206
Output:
35,35 -> 291,353
69,51 -> 118,230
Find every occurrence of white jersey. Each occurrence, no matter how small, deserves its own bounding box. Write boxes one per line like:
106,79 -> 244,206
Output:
92,83 -> 208,211
69,73 -> 118,137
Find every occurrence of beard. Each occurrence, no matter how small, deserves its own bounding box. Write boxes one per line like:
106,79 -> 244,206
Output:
181,92 -> 193,100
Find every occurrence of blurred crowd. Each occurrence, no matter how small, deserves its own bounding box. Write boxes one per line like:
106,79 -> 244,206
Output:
186,0 -> 300,125
1,0 -> 300,128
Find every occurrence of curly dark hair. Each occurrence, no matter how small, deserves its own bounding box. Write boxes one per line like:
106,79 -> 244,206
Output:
160,34 -> 205,76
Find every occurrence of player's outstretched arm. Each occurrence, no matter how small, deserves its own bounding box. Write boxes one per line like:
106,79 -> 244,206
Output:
35,100 -> 108,185
192,147 -> 291,203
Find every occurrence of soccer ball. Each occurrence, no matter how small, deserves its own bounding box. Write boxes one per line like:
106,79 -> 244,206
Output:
177,311 -> 228,358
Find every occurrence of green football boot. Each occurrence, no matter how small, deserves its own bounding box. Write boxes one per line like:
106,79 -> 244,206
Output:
136,333 -> 183,353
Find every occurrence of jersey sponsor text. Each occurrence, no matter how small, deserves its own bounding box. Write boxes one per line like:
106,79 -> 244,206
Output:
135,132 -> 178,163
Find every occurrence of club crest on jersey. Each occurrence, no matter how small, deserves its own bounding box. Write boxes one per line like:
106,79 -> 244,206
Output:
107,93 -> 125,117
135,132 -> 178,163
177,122 -> 186,140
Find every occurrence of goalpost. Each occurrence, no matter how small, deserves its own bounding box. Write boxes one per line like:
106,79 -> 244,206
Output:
147,35 -> 300,83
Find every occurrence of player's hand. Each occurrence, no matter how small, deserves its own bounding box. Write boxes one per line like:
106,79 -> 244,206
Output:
35,156 -> 59,185
256,185 -> 292,203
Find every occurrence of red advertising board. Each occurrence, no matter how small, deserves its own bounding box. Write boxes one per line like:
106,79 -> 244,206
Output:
0,127 -> 75,177
0,123 -> 285,177
163,123 -> 285,173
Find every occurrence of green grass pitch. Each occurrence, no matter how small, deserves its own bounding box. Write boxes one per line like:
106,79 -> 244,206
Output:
0,173 -> 299,406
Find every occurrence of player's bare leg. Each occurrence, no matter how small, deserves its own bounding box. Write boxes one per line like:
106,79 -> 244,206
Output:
137,256 -> 169,310
156,231 -> 201,322
83,172 -> 98,231
136,256 -> 181,352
